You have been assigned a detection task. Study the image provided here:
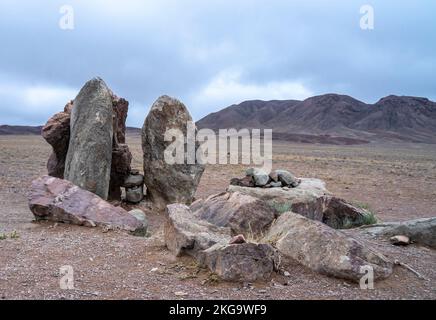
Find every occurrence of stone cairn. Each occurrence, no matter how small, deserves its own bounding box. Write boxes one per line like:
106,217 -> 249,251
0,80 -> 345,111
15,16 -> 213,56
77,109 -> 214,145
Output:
231,168 -> 301,189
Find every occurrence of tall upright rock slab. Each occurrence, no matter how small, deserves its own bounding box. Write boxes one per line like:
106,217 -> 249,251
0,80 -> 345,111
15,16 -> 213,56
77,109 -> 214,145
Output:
142,96 -> 205,208
64,78 -> 114,200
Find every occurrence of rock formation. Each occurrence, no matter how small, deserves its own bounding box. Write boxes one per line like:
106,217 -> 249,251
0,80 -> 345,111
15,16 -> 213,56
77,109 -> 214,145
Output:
142,96 -> 205,208
42,78 -> 132,201
28,176 -> 146,234
165,175 -> 390,282
228,178 -> 374,229
165,203 -> 278,282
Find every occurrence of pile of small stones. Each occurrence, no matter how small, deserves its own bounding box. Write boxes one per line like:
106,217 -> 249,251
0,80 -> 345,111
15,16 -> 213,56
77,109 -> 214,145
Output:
230,168 -> 301,189
123,170 -> 145,203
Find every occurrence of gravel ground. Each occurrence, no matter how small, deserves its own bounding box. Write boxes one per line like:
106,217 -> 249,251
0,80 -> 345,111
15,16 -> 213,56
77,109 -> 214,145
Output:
0,135 -> 435,300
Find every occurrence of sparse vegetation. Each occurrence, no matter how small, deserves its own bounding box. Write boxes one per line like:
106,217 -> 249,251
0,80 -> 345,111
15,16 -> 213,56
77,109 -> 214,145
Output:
204,272 -> 220,285
0,231 -> 20,240
9,230 -> 20,239
361,211 -> 378,226
353,202 -> 378,226
268,201 -> 292,215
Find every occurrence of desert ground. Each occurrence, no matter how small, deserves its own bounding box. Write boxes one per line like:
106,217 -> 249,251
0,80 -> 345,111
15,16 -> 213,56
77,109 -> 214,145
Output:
0,134 -> 435,300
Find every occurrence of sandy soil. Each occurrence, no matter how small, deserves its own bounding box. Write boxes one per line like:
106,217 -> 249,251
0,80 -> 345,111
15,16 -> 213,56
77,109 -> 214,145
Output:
0,135 -> 435,300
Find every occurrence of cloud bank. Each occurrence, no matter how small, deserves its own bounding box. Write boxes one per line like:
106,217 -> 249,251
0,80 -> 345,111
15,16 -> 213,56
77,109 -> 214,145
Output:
0,0 -> 435,126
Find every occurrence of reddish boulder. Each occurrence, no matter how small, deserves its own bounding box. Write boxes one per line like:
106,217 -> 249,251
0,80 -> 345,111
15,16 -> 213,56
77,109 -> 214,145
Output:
28,176 -> 144,233
109,144 -> 132,200
41,101 -> 73,178
112,95 -> 129,145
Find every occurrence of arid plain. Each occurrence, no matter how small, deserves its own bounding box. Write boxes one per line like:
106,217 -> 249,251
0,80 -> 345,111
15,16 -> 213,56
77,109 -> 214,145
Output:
0,134 -> 435,299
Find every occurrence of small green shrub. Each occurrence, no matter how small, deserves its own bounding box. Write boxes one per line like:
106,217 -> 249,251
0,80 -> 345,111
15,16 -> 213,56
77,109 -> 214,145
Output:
361,211 -> 378,225
353,202 -> 378,226
9,230 -> 19,239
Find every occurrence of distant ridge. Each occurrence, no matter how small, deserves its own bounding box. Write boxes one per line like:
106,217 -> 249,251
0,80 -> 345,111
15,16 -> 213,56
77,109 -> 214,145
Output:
0,125 -> 43,135
0,125 -> 142,136
196,94 -> 436,144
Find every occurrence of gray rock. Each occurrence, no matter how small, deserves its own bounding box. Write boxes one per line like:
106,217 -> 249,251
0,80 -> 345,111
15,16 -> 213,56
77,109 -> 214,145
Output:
197,243 -> 279,282
263,212 -> 393,282
246,168 -> 269,186
142,96 -> 205,209
230,176 -> 254,187
165,204 -> 231,257
28,176 -> 144,233
126,186 -> 144,203
129,209 -> 148,236
191,191 -> 277,236
360,217 -> 436,248
124,174 -> 144,188
64,78 -> 114,200
270,181 -> 282,188
274,170 -> 300,187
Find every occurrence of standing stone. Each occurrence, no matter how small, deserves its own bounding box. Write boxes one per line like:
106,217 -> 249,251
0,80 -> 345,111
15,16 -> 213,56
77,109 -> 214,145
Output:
64,78 -> 114,200
142,96 -> 205,208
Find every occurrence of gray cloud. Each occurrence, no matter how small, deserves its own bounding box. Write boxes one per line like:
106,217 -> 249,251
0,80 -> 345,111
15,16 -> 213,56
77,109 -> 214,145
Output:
0,0 -> 435,127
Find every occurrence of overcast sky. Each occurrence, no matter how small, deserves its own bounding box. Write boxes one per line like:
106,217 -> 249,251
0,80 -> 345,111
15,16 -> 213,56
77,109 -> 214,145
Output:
0,0 -> 435,127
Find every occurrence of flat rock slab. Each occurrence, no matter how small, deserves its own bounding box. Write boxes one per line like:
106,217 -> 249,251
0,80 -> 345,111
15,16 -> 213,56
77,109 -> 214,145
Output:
28,176 -> 144,233
360,217 -> 436,248
64,77 -> 114,200
228,178 -> 328,205
264,212 -> 393,282
191,192 -> 277,235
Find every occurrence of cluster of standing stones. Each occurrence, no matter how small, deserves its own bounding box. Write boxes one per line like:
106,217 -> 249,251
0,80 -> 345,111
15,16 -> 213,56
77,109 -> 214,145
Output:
28,77 -> 435,284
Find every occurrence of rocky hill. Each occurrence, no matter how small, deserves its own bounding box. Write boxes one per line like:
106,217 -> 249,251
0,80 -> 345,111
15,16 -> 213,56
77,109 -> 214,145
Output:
197,94 -> 436,144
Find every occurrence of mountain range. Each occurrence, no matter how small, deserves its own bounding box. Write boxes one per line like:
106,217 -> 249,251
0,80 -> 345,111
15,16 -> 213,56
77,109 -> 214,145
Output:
196,94 -> 436,144
2,94 -> 435,144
